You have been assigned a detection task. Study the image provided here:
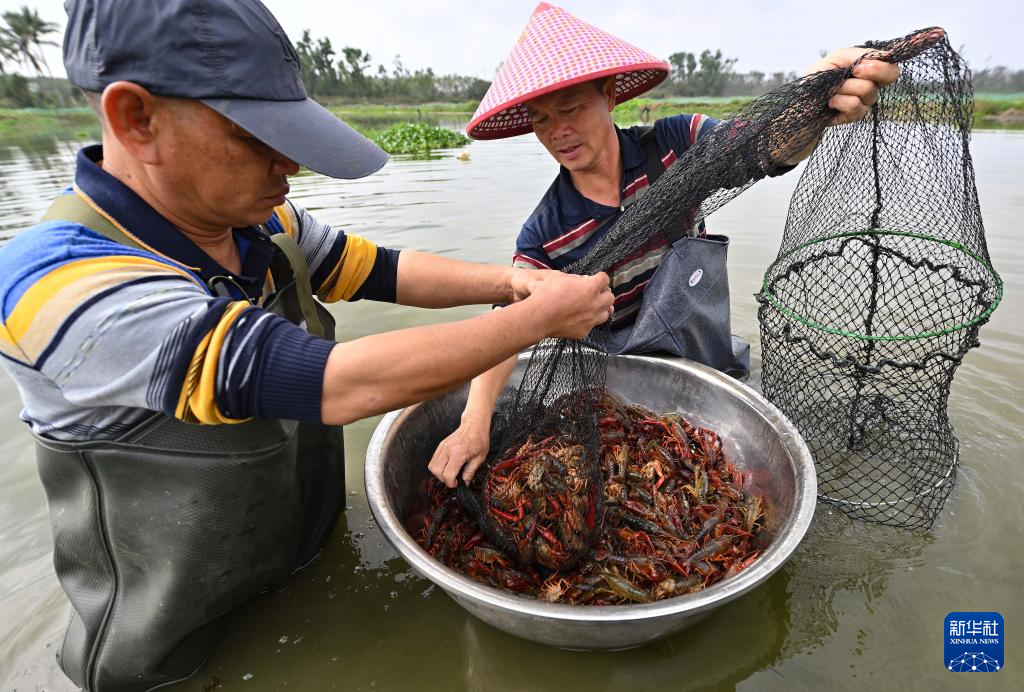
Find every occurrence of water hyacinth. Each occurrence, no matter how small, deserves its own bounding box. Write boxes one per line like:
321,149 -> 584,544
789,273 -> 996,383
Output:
371,122 -> 470,157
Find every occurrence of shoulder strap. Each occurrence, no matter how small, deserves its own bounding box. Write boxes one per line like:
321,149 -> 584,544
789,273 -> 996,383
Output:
636,124 -> 695,242
637,125 -> 665,186
44,192 -> 325,338
42,192 -> 144,250
267,231 -> 325,339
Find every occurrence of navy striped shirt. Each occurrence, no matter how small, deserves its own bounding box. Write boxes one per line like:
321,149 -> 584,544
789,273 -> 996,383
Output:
514,114 -> 717,327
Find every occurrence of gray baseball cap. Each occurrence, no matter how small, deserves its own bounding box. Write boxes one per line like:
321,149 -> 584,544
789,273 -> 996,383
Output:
63,0 -> 388,179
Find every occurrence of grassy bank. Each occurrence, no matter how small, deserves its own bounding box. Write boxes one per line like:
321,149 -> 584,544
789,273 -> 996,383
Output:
326,95 -> 1024,130
0,107 -> 99,141
326,94 -> 1024,131
327,101 -> 478,120
614,97 -> 748,123
1,94 -> 1021,145
616,95 -> 1024,129
973,93 -> 1024,127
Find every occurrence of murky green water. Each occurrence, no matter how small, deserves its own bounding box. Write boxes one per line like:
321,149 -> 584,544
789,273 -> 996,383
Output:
1,121 -> 1021,691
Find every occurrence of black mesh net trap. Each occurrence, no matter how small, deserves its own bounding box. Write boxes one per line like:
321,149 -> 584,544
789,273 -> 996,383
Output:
756,29 -> 1002,529
456,28 -> 992,564
456,390 -> 606,570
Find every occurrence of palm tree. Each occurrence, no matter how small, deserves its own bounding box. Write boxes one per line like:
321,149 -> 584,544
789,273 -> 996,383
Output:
0,34 -> 18,75
1,6 -> 59,77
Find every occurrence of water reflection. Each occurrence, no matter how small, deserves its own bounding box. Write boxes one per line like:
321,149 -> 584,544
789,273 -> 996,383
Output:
0,138 -> 86,243
776,510 -> 930,658
0,122 -> 98,165
461,572 -> 788,692
170,504 -> 792,692
169,493 -> 933,691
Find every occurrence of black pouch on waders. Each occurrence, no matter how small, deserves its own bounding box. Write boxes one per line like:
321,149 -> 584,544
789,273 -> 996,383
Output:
33,194 -> 345,691
604,126 -> 750,378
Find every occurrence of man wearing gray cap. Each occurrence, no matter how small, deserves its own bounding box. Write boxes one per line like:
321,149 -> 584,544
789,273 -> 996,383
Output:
0,1 -> 613,689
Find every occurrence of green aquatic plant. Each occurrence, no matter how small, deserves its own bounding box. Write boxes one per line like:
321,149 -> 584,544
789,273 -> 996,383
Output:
370,122 -> 469,157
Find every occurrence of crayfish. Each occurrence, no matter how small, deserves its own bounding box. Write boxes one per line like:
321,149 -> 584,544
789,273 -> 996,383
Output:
416,389 -> 767,605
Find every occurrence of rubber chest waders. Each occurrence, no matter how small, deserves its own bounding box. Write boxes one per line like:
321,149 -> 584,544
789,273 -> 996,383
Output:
34,194 -> 345,691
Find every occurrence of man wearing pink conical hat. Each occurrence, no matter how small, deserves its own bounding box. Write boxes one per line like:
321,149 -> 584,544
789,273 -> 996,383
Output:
428,2 -> 899,488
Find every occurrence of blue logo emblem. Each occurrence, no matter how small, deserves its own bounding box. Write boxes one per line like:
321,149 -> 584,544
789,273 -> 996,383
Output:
945,612 -> 1003,672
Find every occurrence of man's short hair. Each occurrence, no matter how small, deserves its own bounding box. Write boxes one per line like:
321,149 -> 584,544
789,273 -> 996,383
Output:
83,90 -> 104,123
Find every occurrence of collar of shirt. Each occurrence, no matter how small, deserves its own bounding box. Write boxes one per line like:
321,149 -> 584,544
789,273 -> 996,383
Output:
74,145 -> 277,302
551,125 -> 648,227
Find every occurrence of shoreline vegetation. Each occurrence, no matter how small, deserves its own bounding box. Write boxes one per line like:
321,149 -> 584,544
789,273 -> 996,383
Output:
1,11 -> 1022,149
1,94 -> 1021,153
330,95 -> 1024,131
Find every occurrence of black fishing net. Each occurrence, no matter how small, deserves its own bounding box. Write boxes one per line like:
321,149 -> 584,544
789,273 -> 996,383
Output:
457,390 -> 605,570
756,29 -> 1001,529
459,27 -> 994,561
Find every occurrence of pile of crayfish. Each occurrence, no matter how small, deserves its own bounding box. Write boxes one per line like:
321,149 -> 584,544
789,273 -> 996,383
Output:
416,390 -> 767,605
469,433 -> 602,570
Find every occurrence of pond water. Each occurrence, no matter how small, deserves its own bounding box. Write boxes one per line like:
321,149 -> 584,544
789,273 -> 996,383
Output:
0,120 -> 1021,691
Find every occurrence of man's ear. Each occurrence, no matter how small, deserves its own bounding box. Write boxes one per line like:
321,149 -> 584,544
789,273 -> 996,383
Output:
101,81 -> 163,165
604,77 -> 617,112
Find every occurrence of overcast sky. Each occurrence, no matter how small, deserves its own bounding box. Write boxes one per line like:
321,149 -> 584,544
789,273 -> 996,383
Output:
3,0 -> 1020,79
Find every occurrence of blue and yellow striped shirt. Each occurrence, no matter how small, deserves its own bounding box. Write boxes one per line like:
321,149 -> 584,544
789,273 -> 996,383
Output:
0,145 -> 398,439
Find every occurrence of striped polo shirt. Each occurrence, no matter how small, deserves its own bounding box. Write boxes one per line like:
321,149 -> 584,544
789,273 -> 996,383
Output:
0,145 -> 398,441
514,114 -> 717,327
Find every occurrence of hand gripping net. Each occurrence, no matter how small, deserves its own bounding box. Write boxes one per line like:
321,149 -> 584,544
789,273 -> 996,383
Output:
756,29 -> 1002,529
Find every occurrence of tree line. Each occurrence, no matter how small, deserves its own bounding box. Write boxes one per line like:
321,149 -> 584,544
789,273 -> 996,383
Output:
652,48 -> 1024,98
294,30 -> 490,103
0,9 -> 1022,109
292,33 -> 799,101
650,49 -> 802,97
973,66 -> 1024,93
0,5 -> 84,107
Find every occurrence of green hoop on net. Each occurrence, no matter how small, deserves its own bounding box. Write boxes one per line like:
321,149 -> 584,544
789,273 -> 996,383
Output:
759,229 -> 1004,342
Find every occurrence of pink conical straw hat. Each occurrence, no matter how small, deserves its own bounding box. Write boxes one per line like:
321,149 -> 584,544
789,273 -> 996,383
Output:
466,3 -> 668,140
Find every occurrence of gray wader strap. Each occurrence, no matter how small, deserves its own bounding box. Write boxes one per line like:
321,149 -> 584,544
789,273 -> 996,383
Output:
44,193 -> 325,339
268,231 -> 325,338
637,125 -> 666,186
43,192 -> 145,249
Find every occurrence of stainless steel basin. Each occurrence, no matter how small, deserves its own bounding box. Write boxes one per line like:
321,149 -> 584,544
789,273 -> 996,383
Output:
365,352 -> 816,650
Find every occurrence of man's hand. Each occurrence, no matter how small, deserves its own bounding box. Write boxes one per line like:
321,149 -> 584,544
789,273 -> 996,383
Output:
322,270 -> 611,426
527,271 -> 613,339
427,272 -> 611,488
808,48 -> 900,126
428,416 -> 491,488
778,47 -> 902,165
507,267 -> 556,303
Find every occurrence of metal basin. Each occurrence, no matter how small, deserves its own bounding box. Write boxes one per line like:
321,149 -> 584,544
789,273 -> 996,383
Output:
365,353 -> 816,650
